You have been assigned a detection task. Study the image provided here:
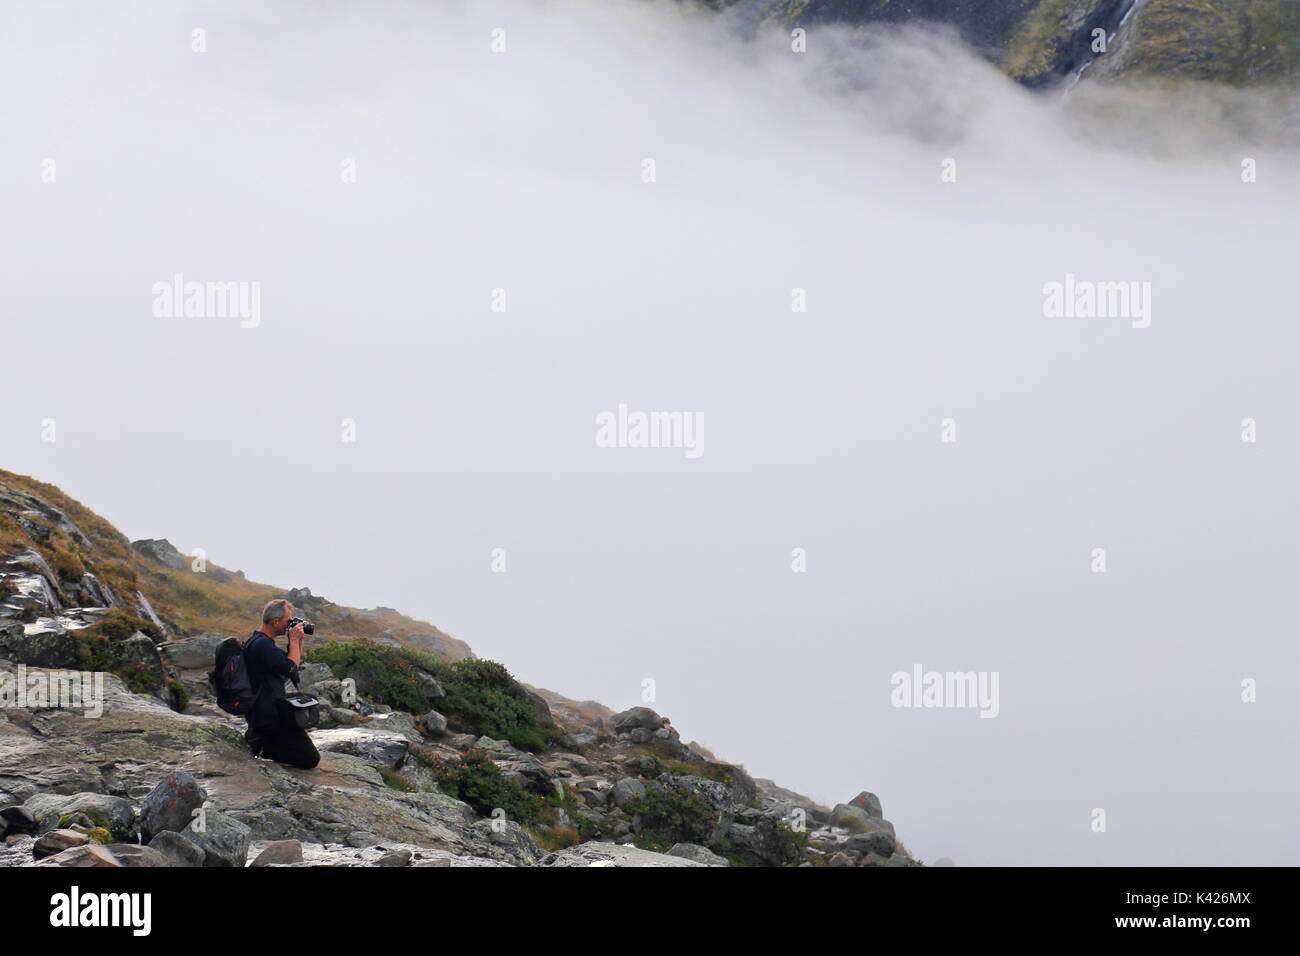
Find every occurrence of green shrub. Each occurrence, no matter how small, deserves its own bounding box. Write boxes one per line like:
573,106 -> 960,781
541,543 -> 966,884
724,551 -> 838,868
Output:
422,747 -> 544,824
307,640 -> 553,751
625,786 -> 719,849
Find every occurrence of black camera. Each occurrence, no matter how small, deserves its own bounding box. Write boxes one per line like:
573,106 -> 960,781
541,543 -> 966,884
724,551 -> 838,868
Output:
286,617 -> 316,636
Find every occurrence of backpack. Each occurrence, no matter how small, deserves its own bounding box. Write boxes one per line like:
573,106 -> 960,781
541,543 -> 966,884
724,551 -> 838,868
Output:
210,634 -> 263,717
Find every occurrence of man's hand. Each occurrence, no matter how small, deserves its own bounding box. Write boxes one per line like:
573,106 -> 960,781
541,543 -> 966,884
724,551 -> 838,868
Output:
287,624 -> 305,666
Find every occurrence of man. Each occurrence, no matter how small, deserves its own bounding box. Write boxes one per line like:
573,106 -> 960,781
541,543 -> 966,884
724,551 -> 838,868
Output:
243,599 -> 320,769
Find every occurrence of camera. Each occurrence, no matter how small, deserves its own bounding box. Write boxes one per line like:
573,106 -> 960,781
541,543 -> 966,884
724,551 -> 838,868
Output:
286,617 -> 316,636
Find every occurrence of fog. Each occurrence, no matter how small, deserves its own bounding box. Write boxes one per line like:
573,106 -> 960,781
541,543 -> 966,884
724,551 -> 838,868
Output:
3,0 -> 1297,865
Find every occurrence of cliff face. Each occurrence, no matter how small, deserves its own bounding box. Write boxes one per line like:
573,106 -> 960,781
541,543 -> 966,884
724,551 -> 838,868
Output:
734,0 -> 1299,86
0,470 -> 918,868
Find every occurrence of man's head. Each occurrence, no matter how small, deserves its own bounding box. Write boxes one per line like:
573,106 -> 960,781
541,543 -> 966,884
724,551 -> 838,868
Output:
262,599 -> 293,636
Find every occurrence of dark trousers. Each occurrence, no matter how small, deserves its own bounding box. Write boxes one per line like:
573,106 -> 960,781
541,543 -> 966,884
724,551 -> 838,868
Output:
245,723 -> 320,770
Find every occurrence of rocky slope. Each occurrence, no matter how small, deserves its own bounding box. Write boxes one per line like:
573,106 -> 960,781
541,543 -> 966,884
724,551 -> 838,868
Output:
0,470 -> 920,867
726,0 -> 1299,87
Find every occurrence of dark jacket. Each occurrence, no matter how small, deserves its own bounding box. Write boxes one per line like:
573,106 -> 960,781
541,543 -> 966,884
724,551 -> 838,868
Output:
243,631 -> 299,732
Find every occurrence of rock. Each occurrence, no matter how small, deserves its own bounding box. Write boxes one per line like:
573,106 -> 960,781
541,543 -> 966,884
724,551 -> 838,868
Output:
311,727 -> 409,770
611,777 -> 645,809
847,790 -> 883,819
727,815 -> 800,866
667,843 -> 730,866
108,633 -> 168,696
24,792 -> 137,841
148,831 -> 206,867
626,727 -> 655,744
539,841 -> 706,867
375,848 -> 412,867
104,844 -> 175,867
139,771 -> 207,842
414,670 -> 445,700
0,621 -> 78,668
422,710 -> 448,735
181,810 -> 252,867
131,539 -> 187,571
831,803 -> 875,833
845,818 -> 897,858
826,851 -> 855,867
159,633 -> 228,670
34,844 -> 121,867
296,662 -> 333,689
612,706 -> 663,735
33,829 -> 92,859
251,840 -> 304,867
0,805 -> 37,838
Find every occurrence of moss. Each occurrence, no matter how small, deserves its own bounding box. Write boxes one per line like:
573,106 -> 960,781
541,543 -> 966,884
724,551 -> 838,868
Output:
166,679 -> 190,713
380,767 -> 417,792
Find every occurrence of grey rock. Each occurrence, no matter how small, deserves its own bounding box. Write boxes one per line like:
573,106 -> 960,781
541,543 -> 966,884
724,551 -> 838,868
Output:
104,844 -> 175,867
422,710 -> 448,735
831,803 -> 875,833
251,840 -> 304,867
182,810 -> 252,867
612,706 -> 663,735
160,633 -> 228,670
375,848 -> 412,867
667,843 -> 730,866
140,771 -> 207,842
847,790 -> 883,819
0,621 -> 78,668
845,818 -> 897,858
131,539 -> 188,570
148,831 -> 206,867
611,777 -> 645,809
24,792 -> 137,841
311,727 -> 409,770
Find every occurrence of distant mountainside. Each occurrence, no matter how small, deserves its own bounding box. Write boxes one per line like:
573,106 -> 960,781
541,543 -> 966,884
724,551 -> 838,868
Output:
0,469 -> 919,867
728,0 -> 1299,86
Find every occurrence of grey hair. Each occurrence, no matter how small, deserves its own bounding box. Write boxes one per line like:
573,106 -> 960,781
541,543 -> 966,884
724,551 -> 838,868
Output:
262,599 -> 291,624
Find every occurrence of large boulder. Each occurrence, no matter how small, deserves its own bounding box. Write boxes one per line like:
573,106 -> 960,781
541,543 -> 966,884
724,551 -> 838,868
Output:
612,706 -> 663,735
23,792 -> 137,841
108,633 -> 168,696
847,790 -> 883,819
139,771 -> 207,842
311,727 -> 409,770
131,539 -> 187,571
159,633 -> 228,670
845,818 -> 897,858
611,777 -> 645,809
0,621 -> 78,668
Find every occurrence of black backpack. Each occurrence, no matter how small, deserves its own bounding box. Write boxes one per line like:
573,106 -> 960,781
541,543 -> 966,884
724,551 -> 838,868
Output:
210,634 -> 262,716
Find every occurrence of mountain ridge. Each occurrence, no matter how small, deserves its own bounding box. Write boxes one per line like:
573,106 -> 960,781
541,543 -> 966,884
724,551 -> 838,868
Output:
0,467 -> 919,867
